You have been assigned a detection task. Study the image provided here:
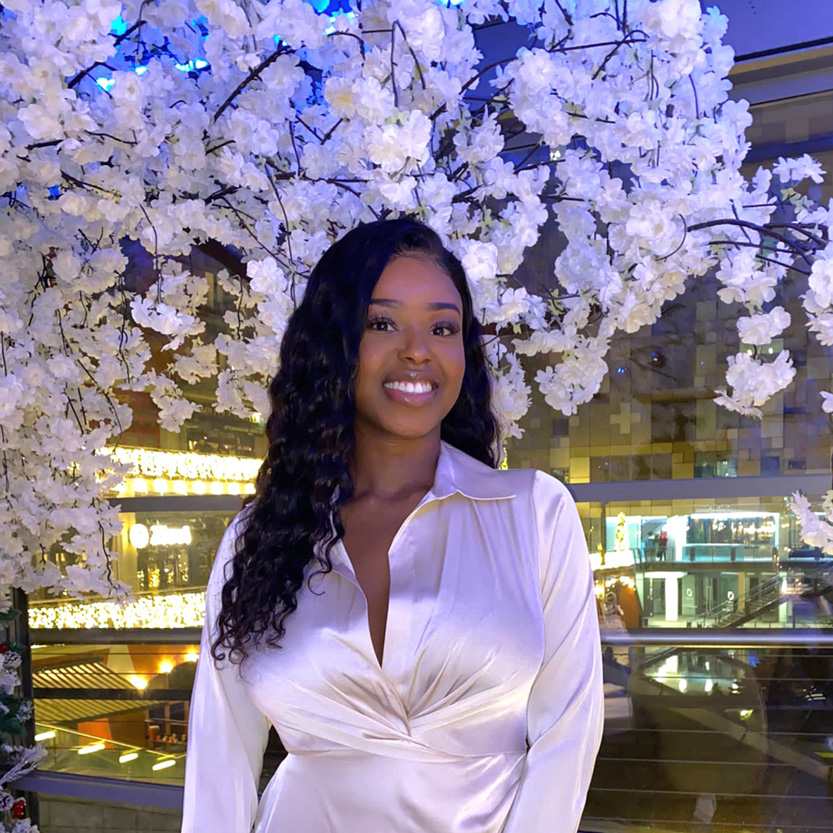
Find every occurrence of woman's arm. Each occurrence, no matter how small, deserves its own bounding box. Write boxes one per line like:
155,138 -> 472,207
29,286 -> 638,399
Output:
181,514 -> 271,833
500,471 -> 604,833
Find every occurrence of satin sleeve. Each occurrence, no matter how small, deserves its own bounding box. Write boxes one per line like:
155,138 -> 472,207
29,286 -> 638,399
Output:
500,471 -> 604,833
181,513 -> 271,833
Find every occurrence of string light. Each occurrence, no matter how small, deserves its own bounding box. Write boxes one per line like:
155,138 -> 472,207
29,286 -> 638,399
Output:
100,448 -> 262,496
29,591 -> 206,629
104,447 -> 260,484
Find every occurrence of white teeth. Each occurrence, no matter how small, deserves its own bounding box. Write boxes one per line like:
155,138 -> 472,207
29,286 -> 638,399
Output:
384,381 -> 433,394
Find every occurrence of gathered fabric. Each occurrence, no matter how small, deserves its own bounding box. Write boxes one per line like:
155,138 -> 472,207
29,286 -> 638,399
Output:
181,440 -> 603,833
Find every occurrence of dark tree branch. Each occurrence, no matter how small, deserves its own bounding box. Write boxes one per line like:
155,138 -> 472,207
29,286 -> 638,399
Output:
213,45 -> 291,123
67,20 -> 145,88
689,218 -> 816,267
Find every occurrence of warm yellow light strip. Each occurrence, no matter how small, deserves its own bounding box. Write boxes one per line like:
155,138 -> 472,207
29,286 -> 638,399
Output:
104,447 -> 261,484
114,477 -> 257,498
29,591 -> 206,630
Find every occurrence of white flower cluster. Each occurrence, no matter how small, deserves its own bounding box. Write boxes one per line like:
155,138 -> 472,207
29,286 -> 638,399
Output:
0,650 -> 22,698
790,492 -> 833,555
0,0 -> 831,602
0,640 -> 45,807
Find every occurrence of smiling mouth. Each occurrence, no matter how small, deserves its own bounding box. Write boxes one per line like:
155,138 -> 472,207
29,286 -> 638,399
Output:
382,384 -> 439,405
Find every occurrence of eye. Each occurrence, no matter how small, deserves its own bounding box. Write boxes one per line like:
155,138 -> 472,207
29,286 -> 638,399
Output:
367,315 -> 395,332
433,321 -> 461,336
366,316 -> 460,337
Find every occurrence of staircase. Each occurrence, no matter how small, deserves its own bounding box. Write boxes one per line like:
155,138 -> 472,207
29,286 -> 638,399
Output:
696,575 -> 783,628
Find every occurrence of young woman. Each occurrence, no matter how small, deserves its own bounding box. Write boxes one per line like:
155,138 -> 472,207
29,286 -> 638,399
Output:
181,218 -> 603,833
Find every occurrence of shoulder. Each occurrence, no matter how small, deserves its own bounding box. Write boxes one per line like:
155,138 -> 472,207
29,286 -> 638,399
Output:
521,469 -> 582,542
518,469 -> 587,585
528,469 -> 576,512
442,441 -> 537,499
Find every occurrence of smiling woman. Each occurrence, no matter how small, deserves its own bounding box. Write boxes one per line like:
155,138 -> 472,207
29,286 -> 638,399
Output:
181,218 -> 603,833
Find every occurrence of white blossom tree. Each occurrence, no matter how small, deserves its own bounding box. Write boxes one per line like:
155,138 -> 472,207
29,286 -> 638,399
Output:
1,0 -> 832,609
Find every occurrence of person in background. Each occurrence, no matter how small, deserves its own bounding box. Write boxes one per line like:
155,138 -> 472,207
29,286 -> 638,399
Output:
658,529 -> 668,561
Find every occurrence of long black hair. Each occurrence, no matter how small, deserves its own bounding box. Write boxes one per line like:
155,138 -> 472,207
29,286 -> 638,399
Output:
211,217 -> 500,664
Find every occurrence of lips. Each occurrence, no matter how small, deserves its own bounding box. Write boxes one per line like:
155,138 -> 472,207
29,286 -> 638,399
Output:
382,382 -> 439,406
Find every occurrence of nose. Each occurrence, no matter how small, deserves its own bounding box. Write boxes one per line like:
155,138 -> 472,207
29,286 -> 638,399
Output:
397,326 -> 431,362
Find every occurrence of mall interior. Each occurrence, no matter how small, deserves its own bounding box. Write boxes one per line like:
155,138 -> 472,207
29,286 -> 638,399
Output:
10,2 -> 833,832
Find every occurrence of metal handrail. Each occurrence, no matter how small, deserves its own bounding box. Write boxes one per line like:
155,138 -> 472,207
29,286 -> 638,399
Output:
29,625 -> 833,647
30,627 -> 202,644
600,627 -> 833,646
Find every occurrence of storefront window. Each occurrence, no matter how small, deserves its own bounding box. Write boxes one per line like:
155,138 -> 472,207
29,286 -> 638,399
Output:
579,495 -> 830,630
117,511 -> 234,593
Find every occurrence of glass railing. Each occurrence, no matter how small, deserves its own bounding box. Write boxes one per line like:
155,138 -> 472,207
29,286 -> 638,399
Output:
586,629 -> 833,832
631,542 -> 780,564
29,639 -> 285,792
24,629 -> 833,832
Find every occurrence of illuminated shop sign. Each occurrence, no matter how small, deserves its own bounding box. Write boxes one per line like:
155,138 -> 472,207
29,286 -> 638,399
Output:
128,524 -> 192,549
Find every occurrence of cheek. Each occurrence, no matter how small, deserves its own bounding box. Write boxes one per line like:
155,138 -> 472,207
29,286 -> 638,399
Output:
356,341 -> 383,384
448,344 -> 466,380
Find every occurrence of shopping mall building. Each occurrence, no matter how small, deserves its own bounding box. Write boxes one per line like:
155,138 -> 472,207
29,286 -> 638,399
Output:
12,3 -> 833,831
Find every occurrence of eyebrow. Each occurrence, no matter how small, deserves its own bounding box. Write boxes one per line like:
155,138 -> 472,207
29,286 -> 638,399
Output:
370,299 -> 461,314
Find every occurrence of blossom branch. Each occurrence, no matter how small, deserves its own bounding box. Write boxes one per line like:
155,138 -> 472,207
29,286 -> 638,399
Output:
213,44 -> 292,123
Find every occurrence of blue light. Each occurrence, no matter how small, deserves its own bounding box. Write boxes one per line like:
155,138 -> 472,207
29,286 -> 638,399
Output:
174,59 -> 210,72
322,9 -> 356,35
48,185 -> 60,199
95,59 -> 201,92
111,14 -> 128,36
616,367 -> 626,375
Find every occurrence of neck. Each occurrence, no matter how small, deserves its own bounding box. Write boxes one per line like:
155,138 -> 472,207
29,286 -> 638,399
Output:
348,429 -> 441,503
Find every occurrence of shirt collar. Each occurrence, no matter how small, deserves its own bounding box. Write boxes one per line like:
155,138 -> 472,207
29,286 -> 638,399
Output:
429,440 -> 516,501
322,440 -> 515,566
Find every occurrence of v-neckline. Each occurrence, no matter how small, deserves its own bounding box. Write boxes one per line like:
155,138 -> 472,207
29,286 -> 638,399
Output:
337,488 -> 435,676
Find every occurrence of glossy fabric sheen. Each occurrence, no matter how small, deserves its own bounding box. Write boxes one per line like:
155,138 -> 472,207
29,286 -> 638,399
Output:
181,440 -> 604,833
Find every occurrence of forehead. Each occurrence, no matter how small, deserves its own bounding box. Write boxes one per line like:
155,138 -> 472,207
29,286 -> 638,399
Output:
371,256 -> 461,305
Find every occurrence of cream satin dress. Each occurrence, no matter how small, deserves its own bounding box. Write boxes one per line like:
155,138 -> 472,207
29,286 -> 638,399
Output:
181,440 -> 603,833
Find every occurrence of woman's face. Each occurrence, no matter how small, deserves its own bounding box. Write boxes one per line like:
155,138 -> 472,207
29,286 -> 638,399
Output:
354,255 -> 466,442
